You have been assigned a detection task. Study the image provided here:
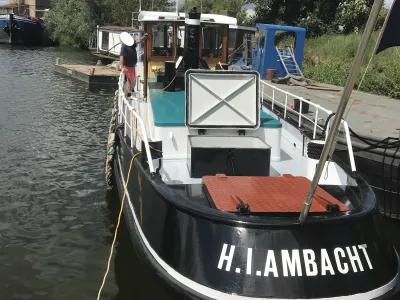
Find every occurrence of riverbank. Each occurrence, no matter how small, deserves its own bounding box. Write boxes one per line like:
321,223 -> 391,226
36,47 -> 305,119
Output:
302,31 -> 400,100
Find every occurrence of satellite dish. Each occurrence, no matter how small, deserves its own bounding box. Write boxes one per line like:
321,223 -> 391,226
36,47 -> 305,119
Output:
120,32 -> 134,46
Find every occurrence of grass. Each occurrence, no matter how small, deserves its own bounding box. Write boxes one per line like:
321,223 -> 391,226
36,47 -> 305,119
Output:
283,32 -> 400,99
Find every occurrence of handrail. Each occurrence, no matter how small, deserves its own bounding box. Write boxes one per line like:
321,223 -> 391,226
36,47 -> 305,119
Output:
118,71 -> 156,174
261,80 -> 356,172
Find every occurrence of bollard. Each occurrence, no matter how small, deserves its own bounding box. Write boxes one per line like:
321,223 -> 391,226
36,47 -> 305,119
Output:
56,58 -> 60,65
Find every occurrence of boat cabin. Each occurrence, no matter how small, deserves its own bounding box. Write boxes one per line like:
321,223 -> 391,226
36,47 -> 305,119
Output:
93,25 -> 144,61
138,10 -> 238,95
92,11 -> 256,94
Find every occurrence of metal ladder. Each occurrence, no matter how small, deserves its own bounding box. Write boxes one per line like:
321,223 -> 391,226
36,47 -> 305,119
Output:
276,46 -> 304,77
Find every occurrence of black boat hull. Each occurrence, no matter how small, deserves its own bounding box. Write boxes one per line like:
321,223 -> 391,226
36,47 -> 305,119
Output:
112,129 -> 400,299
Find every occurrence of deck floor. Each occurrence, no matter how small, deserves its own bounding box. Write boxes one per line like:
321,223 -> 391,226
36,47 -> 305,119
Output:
203,174 -> 349,213
264,80 -> 400,138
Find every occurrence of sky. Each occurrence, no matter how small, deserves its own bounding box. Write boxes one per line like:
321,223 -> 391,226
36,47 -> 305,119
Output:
385,0 -> 394,7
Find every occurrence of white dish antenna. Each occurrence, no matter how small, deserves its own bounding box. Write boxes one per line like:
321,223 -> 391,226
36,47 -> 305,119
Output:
120,32 -> 134,46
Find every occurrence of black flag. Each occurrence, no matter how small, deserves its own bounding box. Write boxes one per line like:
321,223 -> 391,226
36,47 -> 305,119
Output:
376,0 -> 400,54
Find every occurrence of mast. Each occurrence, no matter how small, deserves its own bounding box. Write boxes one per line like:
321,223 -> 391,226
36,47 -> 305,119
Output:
298,0 -> 385,224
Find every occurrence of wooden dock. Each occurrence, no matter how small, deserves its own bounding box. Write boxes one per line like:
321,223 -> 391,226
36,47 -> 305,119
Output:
54,59 -> 120,85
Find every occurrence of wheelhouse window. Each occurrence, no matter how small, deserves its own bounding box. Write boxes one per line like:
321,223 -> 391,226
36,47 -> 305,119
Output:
201,24 -> 223,59
151,22 -> 173,57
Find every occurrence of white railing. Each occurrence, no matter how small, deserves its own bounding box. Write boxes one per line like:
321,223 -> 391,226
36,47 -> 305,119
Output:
118,71 -> 155,174
261,80 -> 356,172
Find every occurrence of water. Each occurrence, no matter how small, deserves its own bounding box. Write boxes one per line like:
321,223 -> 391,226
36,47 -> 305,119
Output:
0,45 -> 177,300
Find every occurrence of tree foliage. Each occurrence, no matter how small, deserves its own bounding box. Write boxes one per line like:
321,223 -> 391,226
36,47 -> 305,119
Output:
254,0 -> 388,37
44,0 -> 103,48
45,0 -> 174,47
182,0 -> 250,24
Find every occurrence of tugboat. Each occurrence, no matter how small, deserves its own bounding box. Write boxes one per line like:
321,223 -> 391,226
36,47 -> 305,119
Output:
108,2 -> 400,299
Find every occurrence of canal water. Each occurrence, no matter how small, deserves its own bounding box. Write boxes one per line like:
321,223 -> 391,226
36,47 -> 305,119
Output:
1,44 -> 400,300
0,45 -> 181,300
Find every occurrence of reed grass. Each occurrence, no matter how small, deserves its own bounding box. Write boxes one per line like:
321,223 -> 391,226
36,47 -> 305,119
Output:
299,32 -> 400,99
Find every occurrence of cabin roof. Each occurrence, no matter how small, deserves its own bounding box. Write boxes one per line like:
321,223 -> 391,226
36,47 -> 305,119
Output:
138,11 -> 237,25
229,25 -> 256,31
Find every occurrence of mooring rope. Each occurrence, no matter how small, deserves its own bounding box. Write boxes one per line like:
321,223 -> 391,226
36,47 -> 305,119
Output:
97,151 -> 142,300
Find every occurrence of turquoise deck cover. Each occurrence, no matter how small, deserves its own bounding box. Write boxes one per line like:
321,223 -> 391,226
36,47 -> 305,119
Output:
148,88 -> 282,128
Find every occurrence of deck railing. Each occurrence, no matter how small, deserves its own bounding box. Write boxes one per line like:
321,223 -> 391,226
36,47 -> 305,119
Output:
261,80 -> 356,172
117,71 -> 155,174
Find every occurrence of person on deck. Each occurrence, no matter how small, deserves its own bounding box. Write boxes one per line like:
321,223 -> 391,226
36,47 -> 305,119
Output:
120,33 -> 148,97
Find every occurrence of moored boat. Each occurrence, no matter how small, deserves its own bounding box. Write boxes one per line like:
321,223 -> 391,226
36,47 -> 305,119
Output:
0,13 -> 45,45
107,2 -> 400,299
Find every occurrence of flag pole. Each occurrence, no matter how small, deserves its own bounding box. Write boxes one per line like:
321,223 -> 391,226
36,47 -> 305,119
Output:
298,0 -> 385,224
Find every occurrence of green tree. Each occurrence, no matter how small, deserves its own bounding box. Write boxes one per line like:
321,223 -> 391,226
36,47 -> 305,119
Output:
104,0 -> 174,27
335,0 -> 387,34
45,0 -> 174,47
253,0 -> 386,37
182,0 -> 249,24
45,0 -> 104,48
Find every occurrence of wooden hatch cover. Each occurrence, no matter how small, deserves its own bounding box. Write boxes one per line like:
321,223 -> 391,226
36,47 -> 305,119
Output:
203,174 -> 349,213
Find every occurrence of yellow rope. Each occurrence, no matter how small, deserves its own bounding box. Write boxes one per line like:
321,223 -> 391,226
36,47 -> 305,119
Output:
96,151 -> 141,300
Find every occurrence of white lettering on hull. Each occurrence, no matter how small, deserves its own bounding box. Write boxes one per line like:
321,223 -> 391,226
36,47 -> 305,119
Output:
282,250 -> 302,277
321,248 -> 335,275
264,250 -> 278,277
217,243 -> 235,271
303,249 -> 318,276
247,248 -> 252,275
217,244 -> 374,277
